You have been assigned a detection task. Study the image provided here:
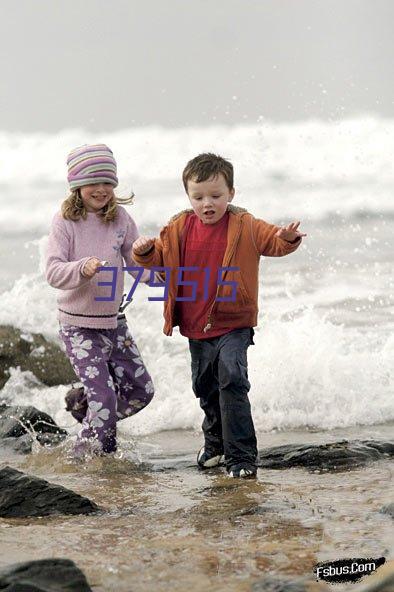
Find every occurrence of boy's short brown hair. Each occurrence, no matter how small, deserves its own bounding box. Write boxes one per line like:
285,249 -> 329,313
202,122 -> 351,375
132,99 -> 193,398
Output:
182,153 -> 234,192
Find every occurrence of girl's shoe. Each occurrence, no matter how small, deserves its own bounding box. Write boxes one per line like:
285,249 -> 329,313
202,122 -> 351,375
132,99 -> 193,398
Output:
197,446 -> 225,468
227,463 -> 257,479
64,386 -> 87,423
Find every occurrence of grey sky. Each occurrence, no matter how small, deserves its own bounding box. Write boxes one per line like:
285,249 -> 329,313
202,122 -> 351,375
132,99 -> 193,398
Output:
1,0 -> 393,132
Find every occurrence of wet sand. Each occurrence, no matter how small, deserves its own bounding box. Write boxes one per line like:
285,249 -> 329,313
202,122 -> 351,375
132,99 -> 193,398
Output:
0,425 -> 393,591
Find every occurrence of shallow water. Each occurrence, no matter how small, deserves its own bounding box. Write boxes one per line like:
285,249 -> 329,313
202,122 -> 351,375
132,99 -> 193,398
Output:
0,426 -> 392,591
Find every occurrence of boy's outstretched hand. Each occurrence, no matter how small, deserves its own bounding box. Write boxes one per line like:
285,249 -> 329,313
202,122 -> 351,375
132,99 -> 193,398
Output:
276,221 -> 306,243
133,236 -> 155,255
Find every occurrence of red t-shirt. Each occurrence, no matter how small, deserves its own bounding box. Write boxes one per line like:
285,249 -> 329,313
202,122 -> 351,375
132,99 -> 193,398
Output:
176,212 -> 233,339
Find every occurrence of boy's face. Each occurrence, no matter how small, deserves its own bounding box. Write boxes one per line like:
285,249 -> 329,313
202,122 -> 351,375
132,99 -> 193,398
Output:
187,174 -> 235,225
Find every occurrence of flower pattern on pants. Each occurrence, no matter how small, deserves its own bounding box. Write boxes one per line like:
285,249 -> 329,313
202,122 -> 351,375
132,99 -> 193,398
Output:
88,401 -> 110,428
70,334 -> 93,359
59,318 -> 154,454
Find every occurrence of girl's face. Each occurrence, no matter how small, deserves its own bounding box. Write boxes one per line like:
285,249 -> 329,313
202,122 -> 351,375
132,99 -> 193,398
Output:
79,183 -> 114,212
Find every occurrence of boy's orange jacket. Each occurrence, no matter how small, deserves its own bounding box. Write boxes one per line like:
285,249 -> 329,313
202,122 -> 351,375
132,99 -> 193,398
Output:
132,205 -> 301,336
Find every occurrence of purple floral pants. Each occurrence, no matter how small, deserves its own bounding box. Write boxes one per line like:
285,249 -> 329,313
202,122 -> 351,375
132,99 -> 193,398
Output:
58,318 -> 154,453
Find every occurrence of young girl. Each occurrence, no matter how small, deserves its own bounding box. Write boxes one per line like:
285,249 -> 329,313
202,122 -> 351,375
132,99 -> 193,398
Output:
45,143 -> 154,455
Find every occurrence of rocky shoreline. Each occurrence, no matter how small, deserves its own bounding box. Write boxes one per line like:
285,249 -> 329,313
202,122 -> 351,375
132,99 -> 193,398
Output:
0,325 -> 76,391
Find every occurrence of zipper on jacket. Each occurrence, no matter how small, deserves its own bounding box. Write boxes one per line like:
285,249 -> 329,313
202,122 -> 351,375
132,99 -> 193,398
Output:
203,218 -> 243,333
165,219 -> 186,334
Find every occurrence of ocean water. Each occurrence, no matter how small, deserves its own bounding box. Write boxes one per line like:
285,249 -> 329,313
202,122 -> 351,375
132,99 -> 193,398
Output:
0,117 -> 393,437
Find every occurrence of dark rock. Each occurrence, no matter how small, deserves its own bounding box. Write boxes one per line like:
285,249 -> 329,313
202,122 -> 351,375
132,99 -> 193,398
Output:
0,466 -> 100,517
0,434 -> 33,454
258,440 -> 394,471
148,440 -> 394,474
0,557 -> 92,591
380,503 -> 394,518
36,432 -> 68,446
0,404 -> 67,440
0,325 -> 76,389
0,405 -> 67,455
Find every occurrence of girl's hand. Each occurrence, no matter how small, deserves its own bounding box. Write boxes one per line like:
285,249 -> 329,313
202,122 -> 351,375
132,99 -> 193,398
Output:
133,236 -> 155,255
81,257 -> 102,278
276,221 -> 306,243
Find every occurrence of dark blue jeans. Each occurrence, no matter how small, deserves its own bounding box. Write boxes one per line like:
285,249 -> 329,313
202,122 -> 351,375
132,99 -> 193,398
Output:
188,328 -> 257,469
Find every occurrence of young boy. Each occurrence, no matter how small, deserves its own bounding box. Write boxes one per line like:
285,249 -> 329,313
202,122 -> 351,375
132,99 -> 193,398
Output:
133,153 -> 305,478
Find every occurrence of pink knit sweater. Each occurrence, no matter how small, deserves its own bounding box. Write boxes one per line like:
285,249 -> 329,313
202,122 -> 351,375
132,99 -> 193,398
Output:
45,206 -> 149,329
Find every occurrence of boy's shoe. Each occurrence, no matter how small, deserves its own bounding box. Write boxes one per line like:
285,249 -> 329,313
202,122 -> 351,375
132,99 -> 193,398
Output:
64,385 -> 87,423
227,463 -> 257,479
197,446 -> 225,468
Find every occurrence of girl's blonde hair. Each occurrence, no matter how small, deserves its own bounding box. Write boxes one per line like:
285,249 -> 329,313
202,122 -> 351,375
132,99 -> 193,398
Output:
61,190 -> 134,223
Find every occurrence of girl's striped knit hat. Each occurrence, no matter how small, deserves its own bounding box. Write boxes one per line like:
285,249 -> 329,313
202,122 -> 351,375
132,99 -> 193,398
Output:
67,144 -> 118,190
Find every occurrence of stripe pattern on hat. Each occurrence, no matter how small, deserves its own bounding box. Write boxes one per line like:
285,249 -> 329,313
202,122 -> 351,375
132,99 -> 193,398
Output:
67,144 -> 118,189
